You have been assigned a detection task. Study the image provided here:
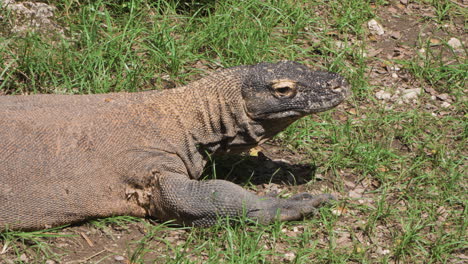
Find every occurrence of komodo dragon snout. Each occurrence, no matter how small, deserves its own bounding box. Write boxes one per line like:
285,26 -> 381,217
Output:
0,61 -> 350,231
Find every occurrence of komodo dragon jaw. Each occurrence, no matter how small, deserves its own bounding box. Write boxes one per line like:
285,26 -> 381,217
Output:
241,61 -> 351,121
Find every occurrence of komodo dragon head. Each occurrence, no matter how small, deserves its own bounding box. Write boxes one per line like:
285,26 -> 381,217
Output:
242,61 -> 350,120
239,61 -> 350,138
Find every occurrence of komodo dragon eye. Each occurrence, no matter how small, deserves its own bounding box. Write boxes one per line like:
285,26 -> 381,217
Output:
271,79 -> 297,98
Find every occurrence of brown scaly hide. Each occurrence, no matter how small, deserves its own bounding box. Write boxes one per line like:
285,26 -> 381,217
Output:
0,61 -> 350,230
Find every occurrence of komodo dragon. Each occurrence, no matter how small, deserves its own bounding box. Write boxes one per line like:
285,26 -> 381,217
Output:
0,61 -> 350,231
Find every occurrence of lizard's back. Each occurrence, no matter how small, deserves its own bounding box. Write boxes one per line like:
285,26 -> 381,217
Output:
0,92 -> 165,229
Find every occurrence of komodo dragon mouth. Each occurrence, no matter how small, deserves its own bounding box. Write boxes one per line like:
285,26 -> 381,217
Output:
0,60 -> 350,231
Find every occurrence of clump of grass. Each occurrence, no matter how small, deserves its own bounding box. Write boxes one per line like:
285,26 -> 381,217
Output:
397,36 -> 466,95
0,226 -> 73,263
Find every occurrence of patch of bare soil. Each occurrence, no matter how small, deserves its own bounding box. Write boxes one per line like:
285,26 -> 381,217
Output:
364,1 -> 466,113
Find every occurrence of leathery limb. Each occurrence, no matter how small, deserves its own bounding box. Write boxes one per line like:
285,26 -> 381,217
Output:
150,173 -> 334,227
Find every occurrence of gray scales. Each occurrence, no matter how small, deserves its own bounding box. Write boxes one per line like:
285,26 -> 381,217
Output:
0,61 -> 350,231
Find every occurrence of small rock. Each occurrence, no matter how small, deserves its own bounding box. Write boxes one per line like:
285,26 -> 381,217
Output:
368,19 -> 385,36
390,31 -> 401,39
376,247 -> 391,255
20,254 -> 28,262
424,86 -> 437,95
401,88 -> 422,102
375,90 -> 392,100
45,260 -> 56,264
114,255 -> 125,261
391,73 -> 398,78
441,102 -> 451,108
436,93 -> 450,101
447,37 -> 462,50
397,92 -> 418,104
402,88 -> 422,95
284,252 -> 296,262
402,92 -> 418,101
400,0 -> 408,5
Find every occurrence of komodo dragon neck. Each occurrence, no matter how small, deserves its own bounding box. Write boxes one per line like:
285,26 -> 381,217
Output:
135,68 -> 272,179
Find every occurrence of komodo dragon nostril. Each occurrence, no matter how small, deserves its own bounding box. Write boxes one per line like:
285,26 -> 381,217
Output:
326,79 -> 345,93
332,87 -> 342,93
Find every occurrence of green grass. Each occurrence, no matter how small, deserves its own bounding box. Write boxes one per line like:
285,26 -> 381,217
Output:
1,0 -> 466,263
0,226 -> 73,262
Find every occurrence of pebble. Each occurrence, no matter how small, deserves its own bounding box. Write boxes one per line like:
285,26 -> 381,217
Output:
441,102 -> 451,108
400,88 -> 422,103
436,93 -> 449,101
390,31 -> 401,39
114,255 -> 125,261
368,19 -> 385,35
447,37 -> 462,50
375,90 -> 392,100
402,88 -> 422,94
401,92 -> 419,101
391,73 -> 398,78
20,254 -> 28,262
284,252 -> 296,261
376,247 -> 391,255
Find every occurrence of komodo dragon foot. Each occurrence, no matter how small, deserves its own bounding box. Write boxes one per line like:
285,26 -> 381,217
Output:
150,174 -> 335,227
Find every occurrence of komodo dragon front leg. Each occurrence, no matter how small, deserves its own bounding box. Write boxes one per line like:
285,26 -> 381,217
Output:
151,172 -> 333,227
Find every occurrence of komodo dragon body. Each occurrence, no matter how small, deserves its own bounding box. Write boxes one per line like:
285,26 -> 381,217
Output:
0,61 -> 350,231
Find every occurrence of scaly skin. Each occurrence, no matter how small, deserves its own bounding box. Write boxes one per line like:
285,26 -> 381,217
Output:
0,61 -> 350,231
